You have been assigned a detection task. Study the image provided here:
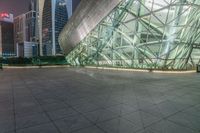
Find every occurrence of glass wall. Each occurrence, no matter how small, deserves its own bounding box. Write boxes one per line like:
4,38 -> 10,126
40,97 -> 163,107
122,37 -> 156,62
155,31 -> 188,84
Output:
1,22 -> 14,55
55,0 -> 68,54
66,0 -> 200,70
42,0 -> 52,55
42,0 -> 67,55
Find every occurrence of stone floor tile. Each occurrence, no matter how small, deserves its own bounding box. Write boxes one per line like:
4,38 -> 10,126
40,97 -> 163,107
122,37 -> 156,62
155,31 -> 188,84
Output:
41,102 -> 68,112
16,113 -> 50,129
1,68 -> 200,133
47,107 -> 78,120
167,112 -> 200,131
122,111 -> 161,129
0,120 -> 15,133
142,120 -> 198,133
16,123 -> 59,133
83,109 -> 119,123
106,104 -> 138,116
72,102 -> 101,113
71,126 -> 105,133
54,114 -> 92,133
97,117 -> 142,133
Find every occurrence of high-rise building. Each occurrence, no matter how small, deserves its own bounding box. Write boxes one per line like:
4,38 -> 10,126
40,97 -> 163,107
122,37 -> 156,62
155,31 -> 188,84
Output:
14,10 -> 38,57
14,11 -> 37,44
34,0 -> 80,56
0,13 -> 14,57
35,0 -> 45,56
29,0 -> 37,11
42,0 -> 68,56
66,0 -> 80,19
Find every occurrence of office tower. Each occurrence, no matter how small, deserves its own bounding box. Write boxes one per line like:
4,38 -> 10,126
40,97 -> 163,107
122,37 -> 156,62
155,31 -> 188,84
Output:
66,0 -> 80,19
35,0 -> 45,56
14,11 -> 38,57
42,0 -> 68,56
29,0 -> 37,11
14,11 -> 37,44
0,13 -> 14,57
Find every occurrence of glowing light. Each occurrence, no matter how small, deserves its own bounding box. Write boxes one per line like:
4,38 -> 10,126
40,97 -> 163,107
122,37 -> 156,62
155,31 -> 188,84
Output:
0,13 -> 9,18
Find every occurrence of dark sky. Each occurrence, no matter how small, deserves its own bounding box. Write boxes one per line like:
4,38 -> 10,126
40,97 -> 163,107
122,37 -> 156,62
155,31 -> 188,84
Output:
0,0 -> 31,17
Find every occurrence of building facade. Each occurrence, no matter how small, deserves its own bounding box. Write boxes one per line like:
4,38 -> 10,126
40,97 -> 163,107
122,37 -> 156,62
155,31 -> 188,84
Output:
35,0 -> 45,56
14,10 -> 38,57
14,10 -> 36,44
59,0 -> 200,70
42,0 -> 68,56
0,13 -> 14,57
66,0 -> 80,19
17,41 -> 38,58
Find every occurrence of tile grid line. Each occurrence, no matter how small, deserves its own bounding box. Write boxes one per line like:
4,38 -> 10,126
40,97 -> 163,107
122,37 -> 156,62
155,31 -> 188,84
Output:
44,74 -> 108,133
20,73 -> 63,133
11,77 -> 17,133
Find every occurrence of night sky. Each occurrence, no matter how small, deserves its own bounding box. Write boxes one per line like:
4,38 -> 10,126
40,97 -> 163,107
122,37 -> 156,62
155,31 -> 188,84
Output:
0,0 -> 31,17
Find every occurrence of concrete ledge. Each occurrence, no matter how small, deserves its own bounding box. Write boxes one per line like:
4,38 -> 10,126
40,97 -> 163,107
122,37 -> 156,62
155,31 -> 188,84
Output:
1,65 -> 196,74
2,65 -> 70,69
85,66 -> 196,74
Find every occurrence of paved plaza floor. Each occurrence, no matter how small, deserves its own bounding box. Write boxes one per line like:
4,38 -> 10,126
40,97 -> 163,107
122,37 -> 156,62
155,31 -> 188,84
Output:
0,67 -> 200,133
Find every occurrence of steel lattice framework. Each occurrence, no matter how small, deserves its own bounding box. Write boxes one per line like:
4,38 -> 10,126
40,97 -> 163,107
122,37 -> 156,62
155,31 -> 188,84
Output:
62,0 -> 200,70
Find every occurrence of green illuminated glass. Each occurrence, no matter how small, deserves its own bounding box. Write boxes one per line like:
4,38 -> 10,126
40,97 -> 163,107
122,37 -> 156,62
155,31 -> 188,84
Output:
66,0 -> 200,70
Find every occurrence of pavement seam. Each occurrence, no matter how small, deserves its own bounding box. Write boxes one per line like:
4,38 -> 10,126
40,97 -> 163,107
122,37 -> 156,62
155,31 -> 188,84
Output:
11,79 -> 17,133
21,73 -> 63,133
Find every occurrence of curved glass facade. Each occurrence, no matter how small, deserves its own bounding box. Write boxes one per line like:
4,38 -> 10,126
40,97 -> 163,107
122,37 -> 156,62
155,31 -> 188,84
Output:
42,0 -> 67,55
63,0 -> 200,70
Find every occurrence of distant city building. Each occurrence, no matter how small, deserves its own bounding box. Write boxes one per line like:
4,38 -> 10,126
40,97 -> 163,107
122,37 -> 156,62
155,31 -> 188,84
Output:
34,0 -> 80,56
35,0 -> 45,56
17,41 -> 38,58
66,0 -> 80,19
14,10 -> 38,57
14,10 -> 36,43
42,0 -> 68,56
0,13 -> 14,57
0,13 -> 14,23
29,0 -> 37,11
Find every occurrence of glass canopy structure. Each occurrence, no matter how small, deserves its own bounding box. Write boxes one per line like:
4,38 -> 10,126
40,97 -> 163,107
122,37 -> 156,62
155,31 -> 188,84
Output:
60,0 -> 200,70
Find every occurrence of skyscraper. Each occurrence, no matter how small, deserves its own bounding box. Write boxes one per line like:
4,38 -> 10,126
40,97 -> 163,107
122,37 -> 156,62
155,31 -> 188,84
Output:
14,10 -> 38,57
66,0 -> 80,19
42,0 -> 68,56
29,0 -> 37,11
0,13 -> 14,57
14,11 -> 37,45
35,0 -> 45,56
